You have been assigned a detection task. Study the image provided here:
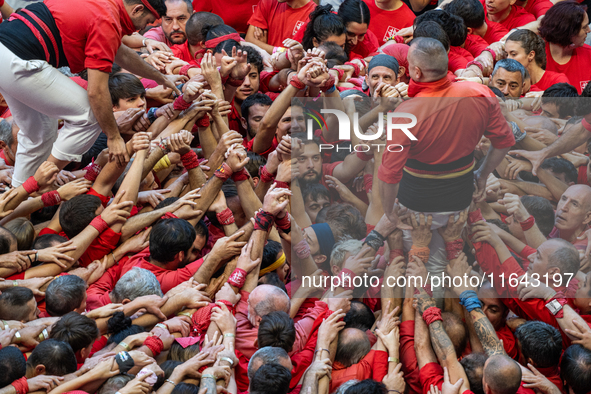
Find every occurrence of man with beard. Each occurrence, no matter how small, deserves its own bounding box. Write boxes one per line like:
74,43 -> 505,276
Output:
143,0 -> 194,47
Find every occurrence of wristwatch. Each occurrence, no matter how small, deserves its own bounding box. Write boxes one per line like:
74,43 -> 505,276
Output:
545,299 -> 563,315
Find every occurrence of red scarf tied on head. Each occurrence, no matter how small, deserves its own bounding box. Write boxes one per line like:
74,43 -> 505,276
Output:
205,33 -> 244,49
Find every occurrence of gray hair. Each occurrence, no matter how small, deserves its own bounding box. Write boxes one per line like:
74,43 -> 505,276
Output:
252,285 -> 290,317
111,267 -> 163,302
166,0 -> 193,14
330,239 -> 363,269
0,120 -> 13,147
97,374 -> 133,394
410,37 -> 448,81
247,347 -> 289,380
492,58 -> 526,81
335,380 -> 359,394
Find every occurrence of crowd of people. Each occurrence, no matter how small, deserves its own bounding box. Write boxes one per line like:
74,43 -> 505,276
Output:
0,0 -> 591,393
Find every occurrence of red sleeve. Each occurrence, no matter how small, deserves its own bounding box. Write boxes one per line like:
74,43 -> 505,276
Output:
530,0 -> 552,18
371,350 -> 389,383
6,271 -> 26,280
192,0 -> 212,12
378,120 -> 412,184
464,35 -> 490,58
518,245 -> 536,261
234,350 -> 250,392
289,327 -> 318,388
159,258 -> 204,293
78,228 -> 121,267
86,263 -> 123,309
448,50 -> 470,72
247,0 -> 271,30
259,70 -> 279,92
84,14 -> 122,72
399,320 -> 422,394
485,99 -> 516,149
89,336 -> 109,357
87,188 -> 110,207
419,362 -> 444,394
578,165 -> 589,185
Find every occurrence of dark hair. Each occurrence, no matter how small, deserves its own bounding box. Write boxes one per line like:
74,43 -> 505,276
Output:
577,82 -> 591,117
123,0 -> 167,19
171,383 -> 201,394
414,20 -> 450,51
561,345 -> 591,394
0,346 -> 26,388
338,0 -> 371,27
514,321 -> 562,368
344,301 -> 376,331
203,24 -> 239,51
106,312 -> 145,344
49,312 -> 99,353
335,328 -> 371,368
506,29 -> 547,69
222,180 -> 238,199
168,340 -> 201,362
319,41 -> 349,68
5,218 -> 34,251
325,204 -> 367,241
46,275 -> 87,317
414,9 -> 467,47
242,93 -> 272,124
302,5 -> 346,51
444,0 -> 485,29
27,339 -> 77,376
520,196 -> 555,237
0,287 -> 34,321
60,194 -> 102,238
250,363 -> 292,394
540,157 -> 578,184
315,206 -> 329,224
258,272 -> 288,293
185,11 -> 223,45
488,86 -> 505,99
539,1 -> 588,47
257,311 -> 296,353
0,225 -> 16,254
542,83 -> 579,118
194,220 -> 209,246
460,353 -> 487,394
109,73 -> 146,106
246,151 -> 266,179
345,380 -> 387,394
33,234 -> 68,250
241,45 -> 264,73
262,240 -> 284,272
149,218 -> 196,263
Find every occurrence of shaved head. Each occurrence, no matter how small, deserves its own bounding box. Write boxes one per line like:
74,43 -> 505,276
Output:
408,37 -> 448,82
483,355 -> 521,394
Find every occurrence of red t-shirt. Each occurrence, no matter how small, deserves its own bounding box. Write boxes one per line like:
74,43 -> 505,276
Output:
247,0 -> 316,47
448,46 -> 474,72
523,0 -> 552,18
481,20 -> 509,44
464,34 -> 489,58
171,41 -> 200,66
193,0 -> 259,34
487,5 -> 535,31
44,0 -> 136,73
529,70 -> 570,91
87,263 -> 123,310
245,134 -> 278,158
545,42 -> 591,94
350,29 -> 380,60
363,0 -> 416,45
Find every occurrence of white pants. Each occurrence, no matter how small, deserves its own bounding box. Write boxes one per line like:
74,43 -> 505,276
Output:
0,43 -> 101,186
402,209 -> 466,299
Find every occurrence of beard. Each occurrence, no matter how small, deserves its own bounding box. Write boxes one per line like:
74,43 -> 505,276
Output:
299,170 -> 321,186
165,30 -> 187,45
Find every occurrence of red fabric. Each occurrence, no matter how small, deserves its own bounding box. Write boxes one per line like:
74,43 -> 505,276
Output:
523,0 -> 552,18
192,0 -> 259,34
378,78 -> 514,184
70,76 -> 88,90
87,263 -> 123,310
11,377 -> 28,394
578,165 -> 589,186
79,228 -> 121,268
245,134 -> 278,158
486,6 -> 536,31
120,248 -> 205,293
464,34 -> 490,58
171,41 -> 200,66
399,320 -> 422,394
481,20 -> 509,44
530,71 -> 570,91
545,42 -> 591,93
44,0 -> 136,73
496,324 -> 519,360
89,216 -> 109,234
363,0 -> 416,45
330,350 -> 389,393
247,0 -> 316,47
350,29 -> 380,60
419,362 -> 444,394
22,176 -> 39,194
144,336 -> 164,357
449,46 -> 474,73
87,188 -> 110,207
89,335 -> 108,357
381,43 -> 410,77
535,366 -> 563,392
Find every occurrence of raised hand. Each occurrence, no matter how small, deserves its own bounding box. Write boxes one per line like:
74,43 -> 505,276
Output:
262,183 -> 291,215
100,192 -> 133,227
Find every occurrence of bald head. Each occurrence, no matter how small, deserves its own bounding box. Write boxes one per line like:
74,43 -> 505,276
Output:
483,355 -> 521,394
408,37 -> 448,82
250,285 -> 290,318
335,328 -> 371,368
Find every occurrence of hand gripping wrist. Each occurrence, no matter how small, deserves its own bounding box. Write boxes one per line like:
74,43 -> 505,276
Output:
23,176 -> 40,194
90,215 -> 110,234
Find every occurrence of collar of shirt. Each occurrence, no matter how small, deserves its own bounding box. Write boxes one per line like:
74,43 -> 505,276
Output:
117,0 -> 136,36
408,76 -> 453,97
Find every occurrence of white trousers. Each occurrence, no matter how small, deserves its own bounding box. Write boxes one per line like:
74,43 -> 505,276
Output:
0,43 -> 101,186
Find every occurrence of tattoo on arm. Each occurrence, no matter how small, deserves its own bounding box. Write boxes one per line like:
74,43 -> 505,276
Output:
199,377 -> 217,394
471,308 -> 506,357
429,320 -> 456,363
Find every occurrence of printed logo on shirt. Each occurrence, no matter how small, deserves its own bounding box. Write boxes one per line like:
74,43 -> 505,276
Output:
293,21 -> 305,36
384,26 -> 399,42
252,5 -> 257,13
581,80 -> 589,91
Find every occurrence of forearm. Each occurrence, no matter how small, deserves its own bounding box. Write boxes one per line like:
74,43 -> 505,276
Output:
242,229 -> 267,293
479,146 -> 511,178
545,123 -> 591,158
428,320 -> 457,366
380,182 -> 400,219
212,113 -> 230,137
469,308 -> 505,356
537,168 -> 568,202
88,72 -> 120,140
198,125 -> 219,159
245,28 -> 274,54
1,196 -> 43,223
254,85 -> 298,153
290,180 -> 312,227
121,206 -> 167,240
